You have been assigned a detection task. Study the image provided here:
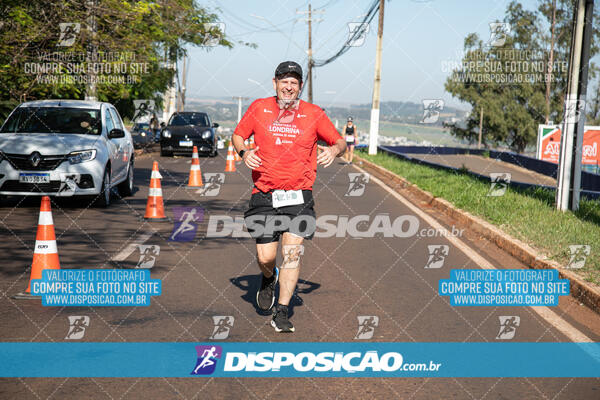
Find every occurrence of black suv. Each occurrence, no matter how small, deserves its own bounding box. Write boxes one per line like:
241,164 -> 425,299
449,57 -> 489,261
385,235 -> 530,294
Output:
160,112 -> 219,157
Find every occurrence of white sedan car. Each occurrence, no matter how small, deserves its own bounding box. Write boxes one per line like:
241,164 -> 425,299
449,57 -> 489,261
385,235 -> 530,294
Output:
0,100 -> 134,207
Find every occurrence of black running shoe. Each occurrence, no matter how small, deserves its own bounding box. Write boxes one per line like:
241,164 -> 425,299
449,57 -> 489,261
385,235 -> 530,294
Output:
256,267 -> 278,311
271,304 -> 295,333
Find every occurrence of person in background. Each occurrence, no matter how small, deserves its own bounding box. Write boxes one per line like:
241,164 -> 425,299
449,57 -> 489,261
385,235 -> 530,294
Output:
149,115 -> 159,142
344,116 -> 357,164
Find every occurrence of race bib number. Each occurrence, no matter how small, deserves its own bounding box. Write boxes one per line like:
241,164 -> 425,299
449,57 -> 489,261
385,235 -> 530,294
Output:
272,190 -> 304,208
346,135 -> 355,142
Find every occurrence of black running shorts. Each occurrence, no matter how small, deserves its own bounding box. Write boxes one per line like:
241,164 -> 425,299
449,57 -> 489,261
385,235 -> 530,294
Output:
244,189 -> 316,244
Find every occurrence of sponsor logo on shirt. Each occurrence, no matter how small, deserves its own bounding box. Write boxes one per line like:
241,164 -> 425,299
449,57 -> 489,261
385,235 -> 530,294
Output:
268,124 -> 300,134
263,108 -> 273,113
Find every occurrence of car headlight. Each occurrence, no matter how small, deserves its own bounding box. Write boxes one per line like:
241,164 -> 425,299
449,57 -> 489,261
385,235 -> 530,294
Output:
141,132 -> 146,137
162,129 -> 171,138
68,149 -> 96,164
202,130 -> 213,139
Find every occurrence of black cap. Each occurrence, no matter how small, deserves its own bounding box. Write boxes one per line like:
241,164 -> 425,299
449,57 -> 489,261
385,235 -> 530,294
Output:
275,61 -> 303,81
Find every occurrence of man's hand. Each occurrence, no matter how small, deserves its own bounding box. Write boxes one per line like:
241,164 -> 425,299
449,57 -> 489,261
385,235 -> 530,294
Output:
317,145 -> 337,168
243,146 -> 262,169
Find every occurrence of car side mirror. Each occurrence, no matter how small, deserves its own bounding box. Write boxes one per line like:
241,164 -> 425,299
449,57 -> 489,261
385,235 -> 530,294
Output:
212,123 -> 219,128
108,128 -> 125,139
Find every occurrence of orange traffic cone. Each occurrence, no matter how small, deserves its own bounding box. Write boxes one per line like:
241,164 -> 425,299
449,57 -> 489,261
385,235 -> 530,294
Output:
14,196 -> 61,299
248,135 -> 256,150
186,146 -> 204,188
144,161 -> 168,220
225,141 -> 236,172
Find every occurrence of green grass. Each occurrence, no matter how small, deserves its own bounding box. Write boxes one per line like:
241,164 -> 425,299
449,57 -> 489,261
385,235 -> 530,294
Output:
359,150 -> 600,284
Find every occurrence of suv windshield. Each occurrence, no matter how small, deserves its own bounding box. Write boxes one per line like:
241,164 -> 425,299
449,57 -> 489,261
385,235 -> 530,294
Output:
169,113 -> 209,127
0,107 -> 102,135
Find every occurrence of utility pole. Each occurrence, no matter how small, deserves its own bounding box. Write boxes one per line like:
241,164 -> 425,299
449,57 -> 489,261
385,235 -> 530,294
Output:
556,0 -> 594,211
85,0 -> 97,101
368,0 -> 385,155
232,96 -> 249,123
178,56 -> 188,112
308,4 -> 313,103
478,106 -> 484,149
297,4 -> 323,104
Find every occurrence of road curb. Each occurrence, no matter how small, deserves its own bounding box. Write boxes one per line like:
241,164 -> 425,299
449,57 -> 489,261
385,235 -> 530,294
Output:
355,154 -> 600,314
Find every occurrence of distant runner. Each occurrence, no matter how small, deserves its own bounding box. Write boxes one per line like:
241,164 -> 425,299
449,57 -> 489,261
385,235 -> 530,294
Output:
344,116 -> 357,164
233,61 -> 346,333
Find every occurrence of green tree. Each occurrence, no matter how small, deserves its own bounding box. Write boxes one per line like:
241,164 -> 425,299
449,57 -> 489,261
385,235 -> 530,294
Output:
445,0 -> 600,152
0,0 -> 233,122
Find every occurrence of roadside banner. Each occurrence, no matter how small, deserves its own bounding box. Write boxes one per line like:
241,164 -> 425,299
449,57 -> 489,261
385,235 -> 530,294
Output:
537,125 -> 600,171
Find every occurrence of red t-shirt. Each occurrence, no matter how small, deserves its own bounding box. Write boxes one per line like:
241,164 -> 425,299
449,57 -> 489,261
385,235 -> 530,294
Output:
234,97 -> 341,193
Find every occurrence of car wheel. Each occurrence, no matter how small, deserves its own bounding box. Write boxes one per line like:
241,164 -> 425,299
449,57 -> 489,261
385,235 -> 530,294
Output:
118,161 -> 134,197
94,167 -> 111,208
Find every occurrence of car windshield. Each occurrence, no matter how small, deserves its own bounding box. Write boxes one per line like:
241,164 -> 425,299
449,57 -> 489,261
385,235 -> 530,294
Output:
133,123 -> 149,131
0,107 -> 102,135
169,113 -> 209,127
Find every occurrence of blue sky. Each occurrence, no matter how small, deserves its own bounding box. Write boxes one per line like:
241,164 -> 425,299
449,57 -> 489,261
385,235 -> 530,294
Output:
184,0 -> 540,109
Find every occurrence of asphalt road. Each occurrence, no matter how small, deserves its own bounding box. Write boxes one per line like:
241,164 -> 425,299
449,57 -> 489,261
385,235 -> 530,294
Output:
0,151 -> 599,399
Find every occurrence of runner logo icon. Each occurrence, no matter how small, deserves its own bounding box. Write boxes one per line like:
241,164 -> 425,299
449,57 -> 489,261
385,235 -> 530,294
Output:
65,316 -> 90,340
191,345 -> 222,375
136,245 -> 160,269
487,22 -> 510,47
170,207 -> 204,242
197,173 -> 225,197
496,316 -> 520,340
346,173 -> 370,196
355,316 -> 379,339
421,100 -> 444,124
210,316 -> 234,340
58,22 -> 80,47
487,173 -> 511,197
567,245 -> 590,269
425,245 -> 449,269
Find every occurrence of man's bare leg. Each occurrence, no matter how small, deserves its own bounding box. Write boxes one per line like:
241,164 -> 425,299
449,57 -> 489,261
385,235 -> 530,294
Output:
278,232 -> 304,306
255,241 -> 279,311
256,241 -> 278,277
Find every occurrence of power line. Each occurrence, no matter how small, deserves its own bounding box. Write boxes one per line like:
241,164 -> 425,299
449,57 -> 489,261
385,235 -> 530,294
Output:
312,0 -> 379,68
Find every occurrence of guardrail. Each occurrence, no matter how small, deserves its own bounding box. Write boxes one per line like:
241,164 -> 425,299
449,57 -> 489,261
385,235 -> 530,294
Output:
378,145 -> 600,200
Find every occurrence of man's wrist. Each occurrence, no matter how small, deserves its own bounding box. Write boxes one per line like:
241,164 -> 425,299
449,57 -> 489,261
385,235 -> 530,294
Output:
238,149 -> 246,158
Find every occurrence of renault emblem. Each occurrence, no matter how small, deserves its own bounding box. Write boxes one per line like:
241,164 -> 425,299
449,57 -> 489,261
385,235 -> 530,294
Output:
29,152 -> 41,167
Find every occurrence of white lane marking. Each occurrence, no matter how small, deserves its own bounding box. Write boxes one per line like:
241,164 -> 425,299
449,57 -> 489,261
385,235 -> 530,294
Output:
110,231 -> 154,262
355,164 -> 594,343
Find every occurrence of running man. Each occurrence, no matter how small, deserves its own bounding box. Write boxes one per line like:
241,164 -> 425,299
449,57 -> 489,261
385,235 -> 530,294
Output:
343,117 -> 357,164
233,61 -> 346,333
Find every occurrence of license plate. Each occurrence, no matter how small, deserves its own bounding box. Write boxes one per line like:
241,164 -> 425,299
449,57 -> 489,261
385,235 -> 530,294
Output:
19,173 -> 50,183
179,140 -> 193,147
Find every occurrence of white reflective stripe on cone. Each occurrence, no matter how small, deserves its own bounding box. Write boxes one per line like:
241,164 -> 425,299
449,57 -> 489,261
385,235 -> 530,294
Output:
34,240 -> 58,254
151,170 -> 162,179
226,155 -> 234,160
148,187 -> 163,197
190,164 -> 200,171
192,153 -> 199,159
38,211 -> 54,226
